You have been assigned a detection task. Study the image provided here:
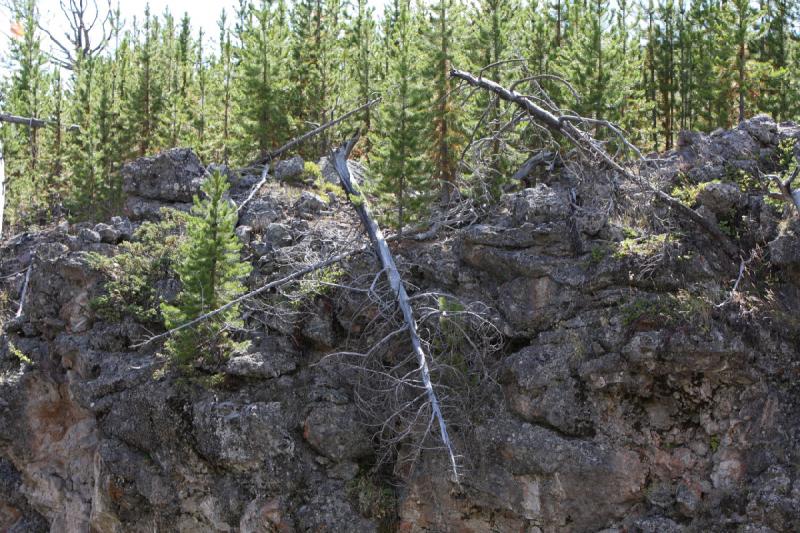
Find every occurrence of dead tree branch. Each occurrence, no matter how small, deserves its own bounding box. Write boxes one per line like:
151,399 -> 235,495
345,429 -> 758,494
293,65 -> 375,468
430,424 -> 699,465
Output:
37,0 -> 115,69
253,97 -> 380,166
15,255 -> 34,319
767,162 -> 800,215
0,113 -> 80,130
131,246 -> 368,349
331,134 -> 460,481
450,68 -> 739,258
238,98 -> 381,214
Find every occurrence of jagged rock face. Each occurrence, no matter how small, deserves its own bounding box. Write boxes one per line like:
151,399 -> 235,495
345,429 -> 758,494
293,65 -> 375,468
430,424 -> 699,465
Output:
2,117 -> 800,532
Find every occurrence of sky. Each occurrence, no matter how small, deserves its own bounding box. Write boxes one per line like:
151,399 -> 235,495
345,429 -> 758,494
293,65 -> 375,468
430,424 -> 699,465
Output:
1,0 -> 240,54
1,0 -> 384,80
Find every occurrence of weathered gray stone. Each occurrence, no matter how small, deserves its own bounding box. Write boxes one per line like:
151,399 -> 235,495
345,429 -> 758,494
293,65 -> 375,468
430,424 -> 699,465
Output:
273,155 -> 305,181
193,401 -> 294,472
77,228 -> 101,243
696,182 -> 747,216
239,198 -> 281,231
303,404 -> 372,462
93,223 -> 120,244
234,225 -> 252,245
121,147 -> 205,202
264,222 -> 292,246
295,191 -> 328,215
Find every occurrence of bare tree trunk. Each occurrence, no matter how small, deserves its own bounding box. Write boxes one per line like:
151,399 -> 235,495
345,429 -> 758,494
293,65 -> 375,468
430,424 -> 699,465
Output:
331,134 -> 460,480
0,138 -> 5,240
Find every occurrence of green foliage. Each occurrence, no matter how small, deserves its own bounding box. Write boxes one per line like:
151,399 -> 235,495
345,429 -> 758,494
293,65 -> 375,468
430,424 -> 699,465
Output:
613,233 -> 668,259
585,245 -> 609,266
8,342 -> 34,366
304,161 -> 323,181
160,171 -> 251,365
621,289 -> 713,331
293,264 -> 344,306
370,0 -> 430,231
670,183 -> 704,208
89,209 -> 188,323
348,193 -> 365,207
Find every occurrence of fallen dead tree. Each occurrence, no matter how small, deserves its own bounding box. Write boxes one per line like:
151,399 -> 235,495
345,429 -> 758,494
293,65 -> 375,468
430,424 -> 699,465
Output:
450,68 -> 739,258
330,134 -> 461,480
238,98 -> 381,213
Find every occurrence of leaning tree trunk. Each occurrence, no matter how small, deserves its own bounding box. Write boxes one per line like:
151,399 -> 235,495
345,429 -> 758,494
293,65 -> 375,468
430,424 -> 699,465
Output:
0,137 -> 5,239
331,134 -> 460,480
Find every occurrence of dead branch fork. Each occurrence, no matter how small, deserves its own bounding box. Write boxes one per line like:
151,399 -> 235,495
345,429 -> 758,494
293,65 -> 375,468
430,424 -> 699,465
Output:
449,68 -> 739,258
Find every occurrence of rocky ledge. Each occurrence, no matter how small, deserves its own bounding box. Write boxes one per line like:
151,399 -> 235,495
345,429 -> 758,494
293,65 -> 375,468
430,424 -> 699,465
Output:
1,116 -> 800,532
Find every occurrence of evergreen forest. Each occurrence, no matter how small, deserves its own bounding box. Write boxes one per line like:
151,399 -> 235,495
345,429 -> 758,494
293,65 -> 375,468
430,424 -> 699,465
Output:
2,0 -> 800,233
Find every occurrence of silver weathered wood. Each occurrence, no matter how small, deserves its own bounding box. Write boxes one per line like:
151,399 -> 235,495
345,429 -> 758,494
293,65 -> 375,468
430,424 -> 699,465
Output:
331,135 -> 460,480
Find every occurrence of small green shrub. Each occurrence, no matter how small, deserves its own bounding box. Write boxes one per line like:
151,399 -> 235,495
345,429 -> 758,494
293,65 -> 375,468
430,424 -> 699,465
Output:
613,233 -> 668,259
671,183 -> 703,208
585,245 -> 608,266
347,471 -> 395,522
8,342 -> 34,366
304,161 -> 323,182
621,289 -> 713,331
89,209 -> 189,323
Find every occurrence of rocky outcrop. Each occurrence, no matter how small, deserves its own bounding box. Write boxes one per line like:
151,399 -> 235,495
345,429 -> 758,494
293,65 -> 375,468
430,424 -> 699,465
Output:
2,117 -> 800,531
121,148 -> 207,220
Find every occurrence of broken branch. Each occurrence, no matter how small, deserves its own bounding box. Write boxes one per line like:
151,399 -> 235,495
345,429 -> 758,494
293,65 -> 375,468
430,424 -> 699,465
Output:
450,68 -> 739,258
238,97 -> 381,213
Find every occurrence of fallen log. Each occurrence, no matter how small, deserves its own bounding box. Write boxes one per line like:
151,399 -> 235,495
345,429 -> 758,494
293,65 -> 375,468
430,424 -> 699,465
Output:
331,134 -> 460,480
450,68 -> 739,258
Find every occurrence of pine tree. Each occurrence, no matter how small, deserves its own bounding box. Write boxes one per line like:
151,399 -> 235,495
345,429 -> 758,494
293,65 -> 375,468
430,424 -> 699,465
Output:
161,171 -> 252,364
347,0 -> 377,152
560,0 -> 612,120
216,10 -> 234,164
371,0 -> 428,232
67,56 -> 102,219
655,0 -> 677,148
3,0 -> 50,225
127,6 -> 163,156
421,0 -> 466,203
234,0 -> 293,161
468,0 -> 517,194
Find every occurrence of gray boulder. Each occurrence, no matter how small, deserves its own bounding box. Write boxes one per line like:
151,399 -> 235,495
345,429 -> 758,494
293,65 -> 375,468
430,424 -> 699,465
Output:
121,148 -> 206,203
273,156 -> 305,181
303,403 -> 372,462
193,401 -> 295,472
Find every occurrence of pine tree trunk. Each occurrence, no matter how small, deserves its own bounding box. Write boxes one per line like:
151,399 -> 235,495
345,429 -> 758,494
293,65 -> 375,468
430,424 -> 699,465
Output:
0,138 -> 5,239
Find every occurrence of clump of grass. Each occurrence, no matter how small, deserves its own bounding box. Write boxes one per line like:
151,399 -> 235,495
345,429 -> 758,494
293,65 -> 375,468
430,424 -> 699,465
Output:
613,233 -> 668,259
